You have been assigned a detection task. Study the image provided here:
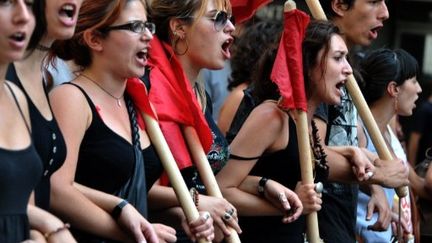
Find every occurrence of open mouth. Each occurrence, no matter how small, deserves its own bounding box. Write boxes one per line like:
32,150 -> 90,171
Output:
136,48 -> 149,66
10,32 -> 26,42
59,3 -> 76,19
136,49 -> 148,60
369,26 -> 382,39
221,38 -> 234,58
335,80 -> 346,95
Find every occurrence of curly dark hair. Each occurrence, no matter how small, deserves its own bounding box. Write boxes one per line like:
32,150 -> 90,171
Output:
228,20 -> 282,91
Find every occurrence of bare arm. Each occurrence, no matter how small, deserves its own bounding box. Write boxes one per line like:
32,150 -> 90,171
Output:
217,102 -> 303,221
313,118 -> 371,182
27,204 -> 77,242
314,118 -> 408,187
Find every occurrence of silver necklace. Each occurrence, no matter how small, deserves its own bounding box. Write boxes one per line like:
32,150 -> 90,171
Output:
80,73 -> 124,107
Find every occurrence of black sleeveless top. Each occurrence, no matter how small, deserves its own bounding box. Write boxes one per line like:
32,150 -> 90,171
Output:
238,120 -> 306,243
66,83 -> 162,194
0,83 -> 43,243
6,64 -> 67,210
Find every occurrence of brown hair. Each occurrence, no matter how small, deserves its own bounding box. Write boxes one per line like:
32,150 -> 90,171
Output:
149,0 -> 231,43
302,20 -> 341,99
49,0 -> 145,68
149,0 -> 231,111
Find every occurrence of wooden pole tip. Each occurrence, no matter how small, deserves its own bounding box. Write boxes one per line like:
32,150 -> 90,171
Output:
284,0 -> 296,12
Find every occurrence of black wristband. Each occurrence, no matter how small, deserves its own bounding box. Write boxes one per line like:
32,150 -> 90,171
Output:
111,199 -> 128,220
258,177 -> 268,197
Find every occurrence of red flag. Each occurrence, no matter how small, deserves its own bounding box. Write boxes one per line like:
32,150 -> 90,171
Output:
147,36 -> 213,172
230,0 -> 272,24
270,9 -> 310,111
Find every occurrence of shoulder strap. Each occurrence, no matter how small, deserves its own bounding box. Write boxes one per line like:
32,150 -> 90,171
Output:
229,153 -> 261,161
5,82 -> 31,134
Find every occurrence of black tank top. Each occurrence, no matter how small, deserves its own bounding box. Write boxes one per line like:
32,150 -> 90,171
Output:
239,120 -> 306,243
6,64 -> 67,210
0,83 -> 43,242
66,83 -> 162,193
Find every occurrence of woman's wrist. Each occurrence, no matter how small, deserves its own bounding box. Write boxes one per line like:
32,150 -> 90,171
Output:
44,223 -> 70,240
111,199 -> 128,220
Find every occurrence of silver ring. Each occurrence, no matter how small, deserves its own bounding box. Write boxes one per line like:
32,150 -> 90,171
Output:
202,211 -> 210,221
315,182 -> 323,193
278,192 -> 288,202
223,212 -> 232,221
366,171 -> 374,179
226,208 -> 235,216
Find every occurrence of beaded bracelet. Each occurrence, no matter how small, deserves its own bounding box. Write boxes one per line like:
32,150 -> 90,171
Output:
44,223 -> 70,239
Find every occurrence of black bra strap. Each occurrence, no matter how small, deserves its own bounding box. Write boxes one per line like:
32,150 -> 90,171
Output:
230,153 -> 261,161
5,82 -> 31,134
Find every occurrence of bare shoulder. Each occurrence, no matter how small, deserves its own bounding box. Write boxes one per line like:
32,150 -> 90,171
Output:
49,82 -> 92,125
49,82 -> 89,109
250,101 -> 287,128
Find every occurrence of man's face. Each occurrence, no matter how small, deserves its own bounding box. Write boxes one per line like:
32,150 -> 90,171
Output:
335,0 -> 389,47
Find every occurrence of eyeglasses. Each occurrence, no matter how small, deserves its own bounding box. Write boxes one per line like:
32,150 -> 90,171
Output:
210,11 -> 235,32
101,20 -> 156,35
185,11 -> 235,32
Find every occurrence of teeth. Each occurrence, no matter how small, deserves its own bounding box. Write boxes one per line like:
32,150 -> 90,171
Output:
62,4 -> 74,11
60,4 -> 75,18
11,32 -> 25,41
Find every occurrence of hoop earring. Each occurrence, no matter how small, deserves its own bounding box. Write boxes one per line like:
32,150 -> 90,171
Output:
173,37 -> 189,56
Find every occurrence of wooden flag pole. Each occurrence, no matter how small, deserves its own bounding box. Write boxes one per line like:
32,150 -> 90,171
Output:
283,2 -> 323,243
183,126 -> 242,243
142,113 -> 211,243
297,108 -> 323,243
304,0 -> 408,198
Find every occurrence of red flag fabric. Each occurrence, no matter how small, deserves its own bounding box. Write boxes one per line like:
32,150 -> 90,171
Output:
126,77 -> 156,130
230,0 -> 272,24
270,9 -> 310,112
147,36 -> 213,172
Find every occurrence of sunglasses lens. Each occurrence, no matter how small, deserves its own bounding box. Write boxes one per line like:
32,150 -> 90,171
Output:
230,16 -> 235,26
214,11 -> 228,31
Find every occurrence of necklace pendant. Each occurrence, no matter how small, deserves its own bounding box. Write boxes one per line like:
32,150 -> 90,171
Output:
117,99 -> 121,107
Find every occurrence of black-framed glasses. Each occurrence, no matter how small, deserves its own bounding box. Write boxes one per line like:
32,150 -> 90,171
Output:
210,11 -> 235,32
101,20 -> 156,35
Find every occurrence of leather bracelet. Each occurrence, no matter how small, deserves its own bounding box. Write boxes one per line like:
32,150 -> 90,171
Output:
44,223 -> 70,239
111,199 -> 128,220
258,177 -> 268,197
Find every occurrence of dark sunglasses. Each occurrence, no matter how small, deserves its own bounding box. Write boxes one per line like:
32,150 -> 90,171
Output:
101,20 -> 156,35
211,11 -> 235,32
